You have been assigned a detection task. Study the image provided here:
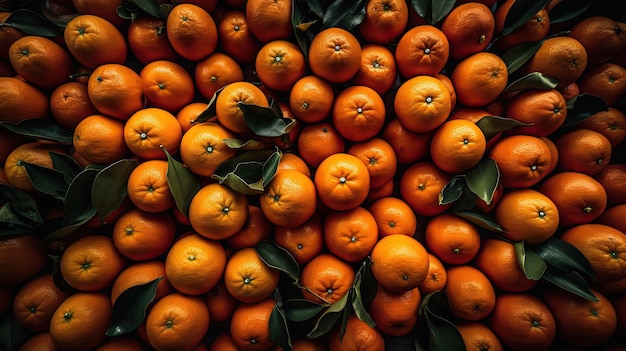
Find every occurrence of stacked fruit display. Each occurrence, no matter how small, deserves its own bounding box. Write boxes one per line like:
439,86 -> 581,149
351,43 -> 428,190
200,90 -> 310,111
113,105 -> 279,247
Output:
1,0 -> 625,350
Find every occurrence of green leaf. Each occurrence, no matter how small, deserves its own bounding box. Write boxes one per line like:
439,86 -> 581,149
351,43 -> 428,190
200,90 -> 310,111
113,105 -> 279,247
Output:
91,159 -> 137,221
50,152 -> 82,185
531,237 -> 595,280
431,0 -> 456,24
0,183 -> 43,227
501,40 -> 544,74
308,293 -> 349,339
548,0 -> 593,24
256,240 -> 300,282
283,299 -> 328,322
504,72 -> 559,93
338,295 -> 353,343
454,211 -> 506,233
49,254 -> 71,291
541,270 -> 599,302
63,168 -> 98,226
476,116 -> 533,140
0,315 -> 30,351
419,291 -> 465,351
162,147 -> 201,217
269,303 -> 292,351
410,0 -> 431,23
292,1 -> 312,61
1,9 -> 64,37
223,138 -> 274,151
561,94 -> 608,128
498,0 -> 551,37
212,149 -> 282,195
131,0 -> 163,19
116,4 -> 134,20
321,0 -> 367,31
23,162 -> 68,200
261,148 -> 282,187
357,259 -> 377,305
0,119 -> 73,144
0,211 -> 36,237
439,175 -> 465,205
240,99 -> 297,138
106,277 -> 163,336
194,87 -> 223,124
301,0 -> 325,19
351,267 -> 375,328
514,241 -> 547,280
465,158 -> 500,206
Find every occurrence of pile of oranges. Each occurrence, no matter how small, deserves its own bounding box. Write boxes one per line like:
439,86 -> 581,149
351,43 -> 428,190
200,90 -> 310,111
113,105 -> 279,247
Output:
1,0 -> 626,350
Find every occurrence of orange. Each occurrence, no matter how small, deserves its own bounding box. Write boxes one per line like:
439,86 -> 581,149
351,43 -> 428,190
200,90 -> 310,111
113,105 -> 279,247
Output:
93,337 -> 145,351
493,188 -> 560,244
127,14 -> 178,65
224,247 -> 280,303
179,122 -> 237,177
230,298 -> 276,351
0,235 -> 48,286
165,233 -> 227,295
71,0 -> 125,27
430,119 -> 486,174
188,183 -> 249,240
399,161 -> 452,216
368,196 -> 416,237
87,63 -> 144,121
49,293 -> 112,351
296,122 -> 346,168
215,81 -> 269,134
0,12 -> 25,60
418,253 -> 447,295
260,169 -> 317,228
308,27 -> 362,84
176,0 -> 218,13
543,287 -> 617,347
445,265 -> 496,321
382,118 -> 432,164
558,81 -> 580,101
166,4 -> 218,61
455,322 -> 504,351
63,14 -> 127,69
332,85 -> 385,142
209,332 -> 239,351
577,62 -> 626,106
351,44 -> 397,95
488,135 -> 552,188
245,0 -> 292,43
4,142 -> 65,193
289,75 -> 334,123
300,253 -> 355,304
73,114 -> 128,165
140,60 -> 195,113
328,314 -> 384,351
112,208 -> 176,261
110,260 -> 174,305
8,36 -> 73,90
441,2 -> 495,60
474,238 -> 538,292
452,51 -> 508,107
0,77 -> 49,123
522,36 -> 588,88
538,171 -> 607,226
276,152 -> 311,177
578,107 -> 626,148
145,292 -> 210,351
358,0 -> 408,44
395,24 -> 449,78
255,39 -> 306,92
176,102 -> 207,133
506,89 -> 568,137
368,285 -> 420,336
569,16 -> 626,67
13,273 -> 69,332
559,223 -> 626,284
227,205 -> 274,250
218,10 -> 262,64
596,164 -> 626,206
126,160 -> 176,213
435,72 -> 457,111
195,52 -> 244,100
596,204 -> 626,233
370,234 -> 429,293
17,332 -> 57,351
323,206 -> 378,263
0,128 -> 24,165
364,177 -> 395,205
425,213 -> 481,265
60,234 -> 127,292
50,81 -> 99,131
274,213 -> 324,265
540,136 -> 559,177
124,107 -> 183,160
289,339 -> 328,350
494,0 -> 550,51
393,75 -> 452,133
555,128 -> 612,176
204,281 -> 239,323
314,153 -> 371,211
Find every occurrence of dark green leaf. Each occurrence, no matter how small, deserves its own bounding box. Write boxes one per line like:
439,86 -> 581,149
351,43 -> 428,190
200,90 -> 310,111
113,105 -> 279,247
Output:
410,0 -> 431,23
438,175 -> 465,205
451,187 -> 478,212
498,0 -> 551,37
548,0 -> 593,24
49,254 -> 71,291
212,149 -> 281,195
162,147 -> 201,217
0,217 -> 35,237
308,292 -> 349,339
357,259 -> 377,305
50,152 -> 82,185
504,72 -> 559,93
338,295 -> 353,343
476,116 -> 532,140
223,138 -> 273,151
531,237 -> 595,280
454,211 -> 506,233
562,94 -> 608,128
256,240 -> 300,282
63,168 -> 98,226
501,40 -> 544,74
351,269 -> 375,328
431,0 -> 456,24
541,270 -> 599,302
514,241 -> 547,280
269,304 -> 292,350
302,0 -> 325,19
262,148 -> 282,188
194,87 -> 223,123
0,183 -> 43,227
420,291 -> 465,351
23,162 -> 68,200
321,0 -> 367,31
42,222 -> 85,245
292,0 -> 312,61
2,9 -> 64,37
91,159 -> 137,221
465,158 -> 500,206
240,100 -> 297,138
0,315 -> 30,351
0,119 -> 73,144
116,5 -> 134,20
107,277 -> 163,336
283,299 -> 328,322
132,0 -> 163,19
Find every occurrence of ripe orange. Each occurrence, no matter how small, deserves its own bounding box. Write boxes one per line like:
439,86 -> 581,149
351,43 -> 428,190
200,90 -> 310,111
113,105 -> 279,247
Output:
176,102 -> 207,133
260,169 -> 317,228
425,213 -> 481,265
255,40 -> 306,92
351,44 -> 397,95
445,265 -> 496,321
4,141 -> 65,193
112,208 -> 176,261
577,62 -> 626,106
441,2 -> 495,60
87,63 -> 144,121
49,293 -> 112,351
578,107 -> 626,148
494,0 -> 550,51
569,16 -> 626,67
332,85 -> 385,142
0,12 -> 25,60
165,233 -> 227,295
276,152 -> 311,177
368,285 -> 421,336
223,247 -> 280,303
455,322 -> 504,351
474,238 -> 539,292
418,253 -> 447,295
328,314 -> 384,351
399,161 -> 452,216
596,204 -> 626,233
16,332 -> 57,351
127,14 -> 178,65
215,81 -> 269,134
370,234 -> 429,293
8,36 -> 73,90
324,206 -> 378,263
274,213 -> 324,266
179,122 -> 237,177
289,75 -> 334,123
245,0 -> 292,43
195,52 -> 244,100
522,36 -> 588,88
50,81 -> 99,131
296,122 -> 346,168
71,0 -> 125,27
395,24 -> 449,77
358,0 -> 408,44
145,292 -> 210,351
555,128 -> 612,176
300,253 -> 355,304
430,119 -> 486,174
166,4 -> 218,61
489,135 -> 552,189
227,205 -> 274,250
140,60 -> 195,113
308,27 -> 362,84
540,136 -> 559,177
110,260 -> 173,305
506,89 -> 568,137
124,107 -> 183,160
0,235 -> 48,286
188,183 -> 249,240
382,118 -> 432,164
452,51 -> 508,107
63,14 -> 127,69
73,114 -> 128,165
0,128 -> 24,169
367,195 -> 417,238
314,153 -> 371,211
126,160 -> 176,213
230,298 -> 276,351
0,77 -> 49,123
218,10 -> 262,64
394,75 -> 452,133
209,332 -> 239,351
595,164 -> 626,206
93,337 -> 145,351
204,281 -> 239,323
13,273 -> 70,332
